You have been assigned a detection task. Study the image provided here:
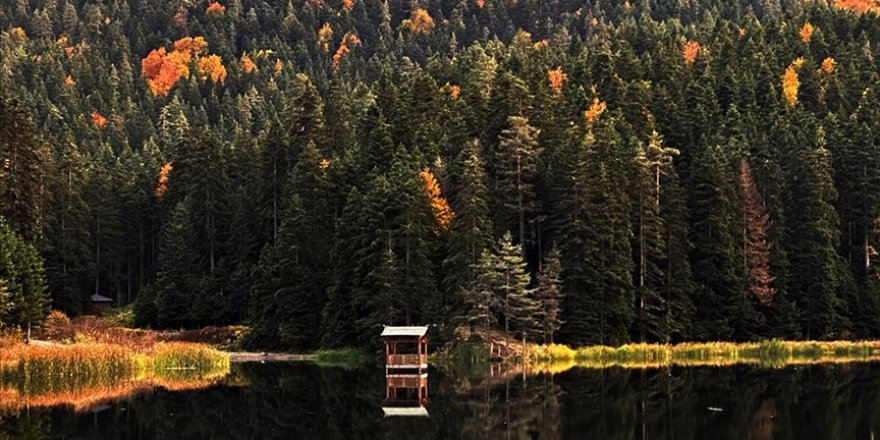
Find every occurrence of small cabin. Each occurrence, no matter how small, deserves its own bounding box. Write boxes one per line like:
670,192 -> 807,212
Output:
83,293 -> 113,316
381,326 -> 428,371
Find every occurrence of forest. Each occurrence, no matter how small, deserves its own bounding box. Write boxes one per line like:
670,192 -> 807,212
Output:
3,0 -> 880,351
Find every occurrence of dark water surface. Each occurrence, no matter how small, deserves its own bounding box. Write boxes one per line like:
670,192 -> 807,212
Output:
3,361 -> 880,439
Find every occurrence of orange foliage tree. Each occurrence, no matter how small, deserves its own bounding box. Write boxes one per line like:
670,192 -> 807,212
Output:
91,112 -> 107,129
206,2 -> 226,16
421,168 -> 454,229
782,64 -> 799,107
800,22 -> 814,43
449,84 -> 461,99
274,59 -> 284,73
142,37 -> 222,96
342,0 -> 354,10
64,75 -> 75,89
682,40 -> 700,65
584,97 -> 607,126
819,57 -> 837,75
548,67 -> 567,95
240,53 -> 257,74
332,33 -> 361,68
834,0 -> 880,13
155,163 -> 172,198
404,8 -> 435,35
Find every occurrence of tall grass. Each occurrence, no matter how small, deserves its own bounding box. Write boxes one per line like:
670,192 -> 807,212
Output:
0,340 -> 229,414
524,340 -> 880,371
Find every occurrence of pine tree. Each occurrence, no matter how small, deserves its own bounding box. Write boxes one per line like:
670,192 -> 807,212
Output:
495,232 -> 539,344
0,218 -> 49,341
464,248 -> 498,342
689,144 -> 758,341
632,131 -> 679,342
536,245 -> 563,343
555,119 -> 635,346
0,99 -> 51,242
444,140 -> 493,323
153,199 -> 198,329
495,116 -> 542,257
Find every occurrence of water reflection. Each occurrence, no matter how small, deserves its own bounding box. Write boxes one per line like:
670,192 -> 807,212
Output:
383,372 -> 429,417
3,362 -> 880,438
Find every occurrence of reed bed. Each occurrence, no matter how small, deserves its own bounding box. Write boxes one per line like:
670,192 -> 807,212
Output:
524,340 -> 880,371
0,340 -> 230,414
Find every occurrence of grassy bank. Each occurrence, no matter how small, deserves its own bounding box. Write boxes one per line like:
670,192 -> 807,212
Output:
0,340 -> 230,413
524,340 -> 880,369
313,348 -> 366,369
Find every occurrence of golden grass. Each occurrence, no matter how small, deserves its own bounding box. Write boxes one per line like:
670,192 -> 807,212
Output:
0,340 -> 229,414
524,340 -> 880,372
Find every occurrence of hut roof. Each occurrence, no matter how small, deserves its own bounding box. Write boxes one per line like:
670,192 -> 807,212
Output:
382,407 -> 429,417
89,293 -> 114,303
380,326 -> 428,337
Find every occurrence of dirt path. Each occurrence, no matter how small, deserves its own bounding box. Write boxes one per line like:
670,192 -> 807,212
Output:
228,352 -> 315,363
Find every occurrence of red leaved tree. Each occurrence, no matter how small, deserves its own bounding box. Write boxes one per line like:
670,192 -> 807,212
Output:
738,161 -> 776,305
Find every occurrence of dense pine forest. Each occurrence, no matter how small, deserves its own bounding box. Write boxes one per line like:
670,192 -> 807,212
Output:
4,0 -> 880,351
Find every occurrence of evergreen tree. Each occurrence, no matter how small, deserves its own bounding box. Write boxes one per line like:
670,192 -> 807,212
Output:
0,99 -> 51,242
444,140 -> 493,322
494,232 -> 539,344
464,248 -> 498,342
536,245 -> 563,343
495,116 -> 541,257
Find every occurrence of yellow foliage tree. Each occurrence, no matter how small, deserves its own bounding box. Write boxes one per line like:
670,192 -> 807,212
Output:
420,168 -> 454,229
317,23 -> 333,52
197,55 -> 227,83
782,64 -> 799,107
404,8 -> 435,35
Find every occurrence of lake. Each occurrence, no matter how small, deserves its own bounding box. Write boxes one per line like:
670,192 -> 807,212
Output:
2,361 -> 880,439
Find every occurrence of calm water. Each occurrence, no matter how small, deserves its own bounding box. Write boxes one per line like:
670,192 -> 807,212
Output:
3,361 -> 880,439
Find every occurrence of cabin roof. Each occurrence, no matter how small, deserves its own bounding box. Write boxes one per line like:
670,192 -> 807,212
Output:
380,326 -> 428,337
89,293 -> 114,303
382,407 -> 429,417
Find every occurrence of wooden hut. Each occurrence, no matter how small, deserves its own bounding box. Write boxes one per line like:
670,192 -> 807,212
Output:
83,293 -> 113,315
381,326 -> 428,371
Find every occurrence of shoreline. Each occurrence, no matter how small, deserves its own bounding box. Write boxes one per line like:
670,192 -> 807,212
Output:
228,352 -> 316,363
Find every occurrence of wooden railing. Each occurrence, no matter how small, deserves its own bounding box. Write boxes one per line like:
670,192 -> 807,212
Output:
386,354 -> 427,366
386,375 -> 427,388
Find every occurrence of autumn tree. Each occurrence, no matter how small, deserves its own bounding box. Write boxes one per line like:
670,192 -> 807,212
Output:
738,161 -> 776,305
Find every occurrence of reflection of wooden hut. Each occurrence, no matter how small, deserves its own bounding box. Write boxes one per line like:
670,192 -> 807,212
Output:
83,294 -> 113,315
381,326 -> 428,371
382,372 -> 429,417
